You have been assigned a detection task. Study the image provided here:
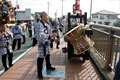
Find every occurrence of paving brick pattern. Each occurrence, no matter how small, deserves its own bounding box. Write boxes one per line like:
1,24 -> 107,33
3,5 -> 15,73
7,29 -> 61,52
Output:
0,39 -> 103,80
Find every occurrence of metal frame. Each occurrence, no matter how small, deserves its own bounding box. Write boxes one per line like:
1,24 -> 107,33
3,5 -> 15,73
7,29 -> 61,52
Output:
67,12 -> 88,60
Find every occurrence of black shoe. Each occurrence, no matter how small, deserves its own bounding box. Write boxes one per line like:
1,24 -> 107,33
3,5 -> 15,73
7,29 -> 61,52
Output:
5,68 -> 8,71
9,64 -> 13,68
12,49 -> 15,51
47,67 -> 56,71
17,48 -> 20,50
22,42 -> 25,44
38,74 -> 43,79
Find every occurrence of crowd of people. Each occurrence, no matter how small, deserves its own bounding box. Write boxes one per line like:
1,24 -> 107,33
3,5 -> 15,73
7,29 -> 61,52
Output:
0,10 -> 120,80
0,11 -> 66,79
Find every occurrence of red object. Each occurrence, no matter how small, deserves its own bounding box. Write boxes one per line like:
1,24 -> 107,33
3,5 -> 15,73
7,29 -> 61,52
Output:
73,0 -> 82,14
73,4 -> 76,14
73,5 -> 82,14
76,0 -> 80,10
79,9 -> 82,14
54,39 -> 59,43
17,5 -> 20,9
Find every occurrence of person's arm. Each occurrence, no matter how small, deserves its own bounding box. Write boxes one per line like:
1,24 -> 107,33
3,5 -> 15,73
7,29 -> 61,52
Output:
11,26 -> 14,33
22,24 -> 26,32
30,22 -> 33,28
0,32 -> 5,39
56,22 -> 59,31
6,30 -> 13,38
48,25 -> 57,40
24,25 -> 27,32
20,27 -> 24,36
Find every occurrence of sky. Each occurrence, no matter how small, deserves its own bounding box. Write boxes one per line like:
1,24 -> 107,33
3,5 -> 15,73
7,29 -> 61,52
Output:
9,0 -> 120,18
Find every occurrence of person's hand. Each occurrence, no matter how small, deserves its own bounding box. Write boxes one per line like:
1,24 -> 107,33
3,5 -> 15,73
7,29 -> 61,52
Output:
50,33 -> 56,38
2,32 -> 5,35
5,30 -> 9,34
5,30 -> 11,35
5,30 -> 12,37
54,38 -> 59,43
24,29 -> 27,32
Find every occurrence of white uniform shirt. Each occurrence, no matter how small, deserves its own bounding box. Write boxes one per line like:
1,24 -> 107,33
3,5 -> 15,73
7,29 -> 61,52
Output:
35,20 -> 52,58
12,25 -> 24,39
0,31 -> 13,55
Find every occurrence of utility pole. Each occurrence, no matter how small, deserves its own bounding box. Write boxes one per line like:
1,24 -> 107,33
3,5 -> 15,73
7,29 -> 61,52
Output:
61,0 -> 65,17
47,2 -> 50,16
90,0 -> 92,22
55,9 -> 57,21
16,0 -> 18,19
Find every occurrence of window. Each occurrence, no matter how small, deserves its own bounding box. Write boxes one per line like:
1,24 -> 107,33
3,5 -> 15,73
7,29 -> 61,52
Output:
93,21 -> 96,23
104,22 -> 110,25
100,16 -> 104,19
98,21 -> 102,24
107,15 -> 117,19
92,15 -> 98,19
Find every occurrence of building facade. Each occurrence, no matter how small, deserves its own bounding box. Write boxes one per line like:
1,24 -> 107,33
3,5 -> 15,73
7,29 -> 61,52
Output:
16,9 -> 34,21
92,10 -> 120,26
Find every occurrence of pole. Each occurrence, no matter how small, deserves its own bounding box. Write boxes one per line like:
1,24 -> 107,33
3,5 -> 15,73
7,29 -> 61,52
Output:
61,0 -> 65,17
47,2 -> 50,16
16,0 -> 18,20
62,0 -> 63,17
90,0 -> 92,22
76,0 -> 77,10
55,9 -> 57,20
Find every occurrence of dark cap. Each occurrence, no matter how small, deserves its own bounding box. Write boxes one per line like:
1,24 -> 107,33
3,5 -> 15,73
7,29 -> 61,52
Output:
35,14 -> 40,17
16,20 -> 21,25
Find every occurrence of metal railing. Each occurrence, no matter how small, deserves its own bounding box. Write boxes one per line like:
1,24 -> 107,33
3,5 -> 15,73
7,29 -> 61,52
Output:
90,24 -> 120,71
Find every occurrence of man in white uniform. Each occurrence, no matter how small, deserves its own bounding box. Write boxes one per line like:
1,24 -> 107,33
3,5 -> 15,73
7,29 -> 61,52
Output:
49,18 -> 60,49
12,21 -> 23,50
0,23 -> 13,71
61,16 -> 66,34
32,14 -> 40,46
20,21 -> 26,44
35,12 -> 56,79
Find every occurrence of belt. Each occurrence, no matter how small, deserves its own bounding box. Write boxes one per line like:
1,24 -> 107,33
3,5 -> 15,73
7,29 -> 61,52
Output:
14,33 -> 21,35
0,45 -> 9,48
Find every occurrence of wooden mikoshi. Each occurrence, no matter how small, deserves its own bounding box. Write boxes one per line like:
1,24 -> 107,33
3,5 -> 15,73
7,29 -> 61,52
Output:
64,24 -> 94,55
0,0 -> 16,24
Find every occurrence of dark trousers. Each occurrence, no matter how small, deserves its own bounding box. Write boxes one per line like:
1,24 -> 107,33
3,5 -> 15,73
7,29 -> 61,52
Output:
50,36 -> 60,48
2,49 -> 13,70
37,54 -> 51,76
22,35 -> 26,44
12,39 -> 21,50
3,13 -> 8,23
29,30 -> 32,37
32,38 -> 37,46
83,51 -> 90,60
